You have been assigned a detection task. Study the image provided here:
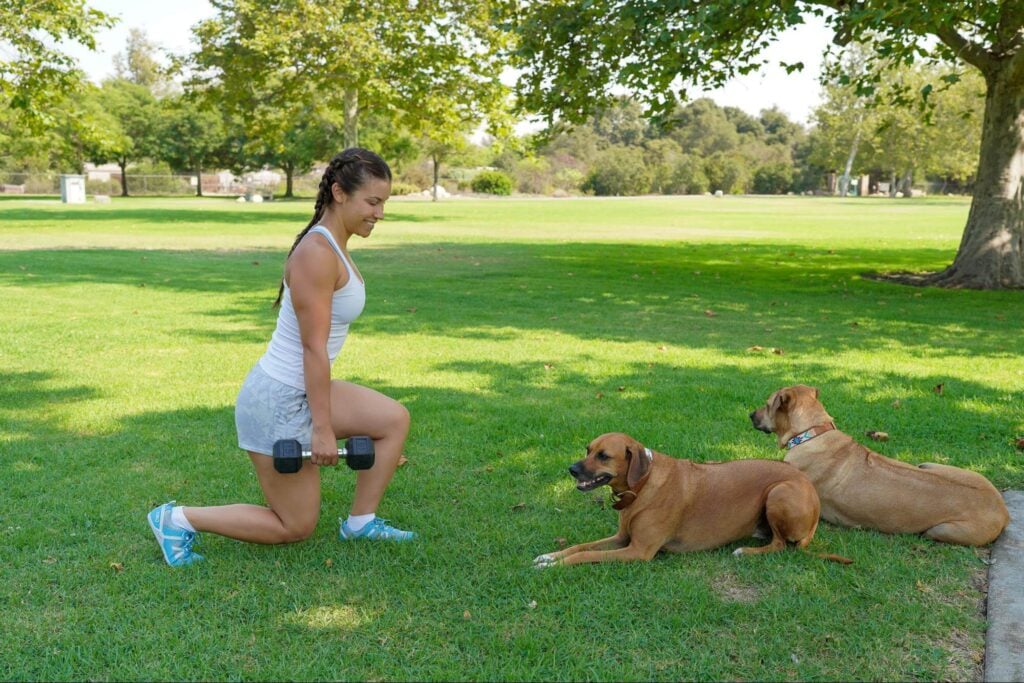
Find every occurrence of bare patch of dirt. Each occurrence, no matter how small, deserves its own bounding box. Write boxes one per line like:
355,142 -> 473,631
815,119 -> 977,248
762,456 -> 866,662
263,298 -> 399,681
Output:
710,572 -> 761,604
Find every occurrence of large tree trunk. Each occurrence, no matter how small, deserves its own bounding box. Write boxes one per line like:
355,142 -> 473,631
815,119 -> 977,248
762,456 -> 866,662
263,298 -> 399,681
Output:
343,87 -> 359,148
882,62 -> 1024,288
285,162 -> 294,198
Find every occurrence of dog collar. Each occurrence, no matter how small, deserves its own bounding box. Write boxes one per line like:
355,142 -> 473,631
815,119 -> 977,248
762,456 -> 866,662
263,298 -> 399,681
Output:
611,448 -> 654,510
786,423 -> 836,449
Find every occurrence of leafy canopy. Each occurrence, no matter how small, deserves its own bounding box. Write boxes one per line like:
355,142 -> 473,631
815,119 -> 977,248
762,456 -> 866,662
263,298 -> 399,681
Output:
513,0 -> 1023,123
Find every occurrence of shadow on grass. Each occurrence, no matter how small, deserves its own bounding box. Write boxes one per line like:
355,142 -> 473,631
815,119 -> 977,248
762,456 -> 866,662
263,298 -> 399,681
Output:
2,240 -> 1020,358
0,357 -> 1003,681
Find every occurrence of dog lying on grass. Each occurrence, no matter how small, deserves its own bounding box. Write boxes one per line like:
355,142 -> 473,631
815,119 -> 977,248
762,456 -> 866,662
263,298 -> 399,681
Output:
533,432 -> 851,567
750,384 -> 1009,546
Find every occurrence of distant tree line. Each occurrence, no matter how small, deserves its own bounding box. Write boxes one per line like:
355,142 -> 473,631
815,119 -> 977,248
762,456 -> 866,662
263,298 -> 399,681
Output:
0,3 -> 984,201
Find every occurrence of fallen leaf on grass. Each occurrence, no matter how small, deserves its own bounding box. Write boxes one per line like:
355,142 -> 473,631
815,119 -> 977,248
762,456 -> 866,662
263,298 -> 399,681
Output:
771,348 -> 784,355
657,345 -> 668,352
397,455 -> 409,467
595,392 -> 604,399
543,364 -> 554,371
746,345 -> 764,352
109,562 -> 124,573
1015,438 -> 1024,451
617,386 -> 626,392
933,383 -> 944,395
407,307 -> 417,313
43,557 -> 57,565
325,558 -> 333,568
915,580 -> 932,593
704,309 -> 716,317
528,600 -> 538,609
866,431 -> 889,442
511,502 -> 526,511
463,610 -> 472,620
555,537 -> 568,547
892,399 -> 902,409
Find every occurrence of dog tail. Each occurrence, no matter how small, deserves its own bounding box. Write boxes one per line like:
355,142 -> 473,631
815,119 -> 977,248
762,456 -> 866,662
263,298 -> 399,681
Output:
805,550 -> 853,565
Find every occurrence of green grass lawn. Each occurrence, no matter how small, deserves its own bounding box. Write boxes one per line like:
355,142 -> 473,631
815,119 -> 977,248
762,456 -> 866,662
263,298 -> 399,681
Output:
1,195 -> 1020,681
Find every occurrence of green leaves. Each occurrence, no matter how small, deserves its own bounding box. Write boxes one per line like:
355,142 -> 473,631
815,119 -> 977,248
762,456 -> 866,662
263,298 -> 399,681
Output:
0,0 -> 116,131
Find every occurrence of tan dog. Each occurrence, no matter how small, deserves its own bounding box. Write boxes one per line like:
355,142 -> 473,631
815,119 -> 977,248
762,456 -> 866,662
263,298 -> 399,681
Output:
749,384 -> 1009,546
533,432 -> 851,567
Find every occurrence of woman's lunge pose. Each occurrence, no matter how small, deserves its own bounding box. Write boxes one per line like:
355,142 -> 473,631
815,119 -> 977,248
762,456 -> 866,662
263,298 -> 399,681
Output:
148,148 -> 415,567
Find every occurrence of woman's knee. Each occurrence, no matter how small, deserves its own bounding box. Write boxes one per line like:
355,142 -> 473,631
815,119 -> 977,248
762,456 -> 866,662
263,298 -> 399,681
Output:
392,402 -> 411,433
270,512 -> 319,544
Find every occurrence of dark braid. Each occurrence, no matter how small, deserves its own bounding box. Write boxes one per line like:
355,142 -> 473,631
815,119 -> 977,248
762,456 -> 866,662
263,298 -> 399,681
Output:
273,148 -> 392,306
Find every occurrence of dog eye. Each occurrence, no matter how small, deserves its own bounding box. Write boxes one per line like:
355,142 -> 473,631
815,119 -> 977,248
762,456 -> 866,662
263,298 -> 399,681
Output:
595,451 -> 610,461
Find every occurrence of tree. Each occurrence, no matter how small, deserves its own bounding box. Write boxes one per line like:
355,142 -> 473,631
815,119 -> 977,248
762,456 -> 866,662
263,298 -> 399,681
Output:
514,1 -> 1024,288
0,0 -> 115,130
811,57 -> 985,197
95,79 -> 160,195
156,96 -> 229,197
188,0 -> 511,159
112,28 -> 175,98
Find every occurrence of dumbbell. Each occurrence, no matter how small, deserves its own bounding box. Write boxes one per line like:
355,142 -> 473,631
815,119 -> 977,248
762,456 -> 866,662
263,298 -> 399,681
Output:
272,436 -> 375,473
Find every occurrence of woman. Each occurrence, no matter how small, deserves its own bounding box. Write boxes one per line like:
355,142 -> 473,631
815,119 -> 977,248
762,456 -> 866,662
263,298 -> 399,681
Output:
148,148 -> 415,567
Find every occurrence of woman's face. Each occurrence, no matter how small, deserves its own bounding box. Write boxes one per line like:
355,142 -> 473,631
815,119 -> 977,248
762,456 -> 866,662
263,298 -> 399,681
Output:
336,176 -> 391,238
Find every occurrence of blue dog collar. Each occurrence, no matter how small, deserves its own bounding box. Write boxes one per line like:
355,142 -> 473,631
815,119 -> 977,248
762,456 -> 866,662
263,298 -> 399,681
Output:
786,423 -> 836,449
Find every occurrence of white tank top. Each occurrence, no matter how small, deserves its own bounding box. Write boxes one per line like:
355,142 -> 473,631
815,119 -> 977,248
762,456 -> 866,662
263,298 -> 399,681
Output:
258,226 -> 366,390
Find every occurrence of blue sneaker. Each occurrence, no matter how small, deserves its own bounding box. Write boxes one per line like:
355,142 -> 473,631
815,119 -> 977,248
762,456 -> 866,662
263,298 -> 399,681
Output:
147,501 -> 204,567
339,517 -> 417,542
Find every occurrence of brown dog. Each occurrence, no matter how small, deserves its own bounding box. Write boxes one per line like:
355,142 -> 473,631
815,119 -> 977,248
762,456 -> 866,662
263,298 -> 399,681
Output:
749,384 -> 1010,546
533,432 -> 851,567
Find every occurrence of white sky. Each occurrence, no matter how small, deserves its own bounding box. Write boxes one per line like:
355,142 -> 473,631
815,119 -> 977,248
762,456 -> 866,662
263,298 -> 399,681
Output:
66,0 -> 833,126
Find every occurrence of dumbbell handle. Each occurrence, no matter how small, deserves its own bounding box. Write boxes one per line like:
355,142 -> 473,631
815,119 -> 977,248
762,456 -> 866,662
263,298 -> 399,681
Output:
298,447 -> 354,458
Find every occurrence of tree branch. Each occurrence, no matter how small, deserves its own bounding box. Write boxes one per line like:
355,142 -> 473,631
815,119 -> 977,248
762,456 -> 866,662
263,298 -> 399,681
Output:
934,25 -> 997,74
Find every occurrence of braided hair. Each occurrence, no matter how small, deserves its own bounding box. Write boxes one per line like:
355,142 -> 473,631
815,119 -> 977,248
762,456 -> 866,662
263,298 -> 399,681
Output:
273,148 -> 392,307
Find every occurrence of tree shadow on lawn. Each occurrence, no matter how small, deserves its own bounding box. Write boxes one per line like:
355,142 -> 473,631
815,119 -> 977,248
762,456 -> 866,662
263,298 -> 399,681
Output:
0,365 -> 996,681
2,240 -> 1020,358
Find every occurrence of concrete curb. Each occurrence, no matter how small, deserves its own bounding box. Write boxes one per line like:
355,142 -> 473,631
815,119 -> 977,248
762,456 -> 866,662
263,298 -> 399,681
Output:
984,490 -> 1024,683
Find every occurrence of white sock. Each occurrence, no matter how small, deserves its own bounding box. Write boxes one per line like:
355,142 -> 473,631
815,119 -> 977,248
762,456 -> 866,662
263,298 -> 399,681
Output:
346,513 -> 375,532
171,506 -> 196,532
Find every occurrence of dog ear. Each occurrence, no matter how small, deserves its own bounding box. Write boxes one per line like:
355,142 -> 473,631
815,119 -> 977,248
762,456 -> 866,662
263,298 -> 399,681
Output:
769,389 -> 788,415
626,441 -> 651,488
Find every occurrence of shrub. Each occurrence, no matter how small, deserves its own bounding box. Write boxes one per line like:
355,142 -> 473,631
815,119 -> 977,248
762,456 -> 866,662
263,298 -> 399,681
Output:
513,158 -> 552,195
669,154 -> 709,194
390,181 -> 421,196
752,162 -> 795,194
471,170 -> 514,195
581,146 -> 652,196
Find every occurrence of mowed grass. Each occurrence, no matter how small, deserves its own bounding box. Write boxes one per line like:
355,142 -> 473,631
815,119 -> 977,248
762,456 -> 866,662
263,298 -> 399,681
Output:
1,194 -> 1021,681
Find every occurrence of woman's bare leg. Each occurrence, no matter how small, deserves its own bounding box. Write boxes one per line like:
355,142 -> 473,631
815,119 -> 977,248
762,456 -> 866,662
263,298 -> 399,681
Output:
179,452 -> 321,544
329,380 -> 410,515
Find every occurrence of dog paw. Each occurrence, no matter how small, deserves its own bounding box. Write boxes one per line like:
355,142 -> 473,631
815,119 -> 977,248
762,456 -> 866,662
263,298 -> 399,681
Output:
533,553 -> 557,568
732,548 -> 746,557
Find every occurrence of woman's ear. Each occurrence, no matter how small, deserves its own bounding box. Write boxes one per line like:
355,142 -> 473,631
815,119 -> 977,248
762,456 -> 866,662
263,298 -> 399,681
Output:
331,182 -> 347,204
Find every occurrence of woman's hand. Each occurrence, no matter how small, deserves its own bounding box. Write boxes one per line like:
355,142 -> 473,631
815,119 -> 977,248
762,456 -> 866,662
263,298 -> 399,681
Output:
310,425 -> 339,467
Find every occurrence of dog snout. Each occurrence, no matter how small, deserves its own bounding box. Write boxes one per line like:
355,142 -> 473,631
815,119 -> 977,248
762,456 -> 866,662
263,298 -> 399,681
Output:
750,409 -> 772,433
569,460 -> 585,480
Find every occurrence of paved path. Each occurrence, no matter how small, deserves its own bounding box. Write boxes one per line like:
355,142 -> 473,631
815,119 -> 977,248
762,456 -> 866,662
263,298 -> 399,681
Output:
985,490 -> 1024,683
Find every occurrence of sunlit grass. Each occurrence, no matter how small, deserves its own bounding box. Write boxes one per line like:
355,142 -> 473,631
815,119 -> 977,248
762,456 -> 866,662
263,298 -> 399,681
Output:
0,195 -> 1019,681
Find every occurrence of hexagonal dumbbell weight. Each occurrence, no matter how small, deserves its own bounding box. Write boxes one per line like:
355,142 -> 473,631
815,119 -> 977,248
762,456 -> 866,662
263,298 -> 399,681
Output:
272,436 -> 375,473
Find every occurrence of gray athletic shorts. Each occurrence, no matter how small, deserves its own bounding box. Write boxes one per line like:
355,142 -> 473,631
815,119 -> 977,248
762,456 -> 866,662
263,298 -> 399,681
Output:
235,363 -> 311,456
